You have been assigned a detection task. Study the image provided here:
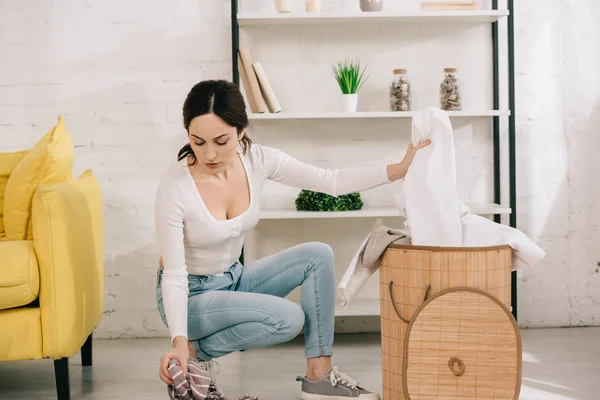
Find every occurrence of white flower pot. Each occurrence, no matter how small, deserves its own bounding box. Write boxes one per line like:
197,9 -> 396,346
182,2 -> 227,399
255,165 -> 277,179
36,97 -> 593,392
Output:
342,93 -> 358,112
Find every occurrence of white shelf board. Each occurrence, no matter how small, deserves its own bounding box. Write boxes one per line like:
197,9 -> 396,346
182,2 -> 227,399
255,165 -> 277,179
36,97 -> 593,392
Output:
238,10 -> 509,26
260,203 -> 511,220
466,203 -> 512,215
293,298 -> 381,317
248,110 -> 510,121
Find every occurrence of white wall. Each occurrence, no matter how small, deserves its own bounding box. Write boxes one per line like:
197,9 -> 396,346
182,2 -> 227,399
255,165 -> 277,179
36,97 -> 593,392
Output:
0,0 -> 598,338
514,0 -> 600,328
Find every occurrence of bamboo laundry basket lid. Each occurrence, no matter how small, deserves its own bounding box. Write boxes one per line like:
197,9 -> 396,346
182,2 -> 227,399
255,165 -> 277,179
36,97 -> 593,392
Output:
403,287 -> 522,400
379,244 -> 518,400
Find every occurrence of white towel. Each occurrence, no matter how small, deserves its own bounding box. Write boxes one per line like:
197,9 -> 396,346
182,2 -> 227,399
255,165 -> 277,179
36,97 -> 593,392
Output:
401,107 -> 466,246
400,107 -> 544,266
461,213 -> 546,270
337,108 -> 546,308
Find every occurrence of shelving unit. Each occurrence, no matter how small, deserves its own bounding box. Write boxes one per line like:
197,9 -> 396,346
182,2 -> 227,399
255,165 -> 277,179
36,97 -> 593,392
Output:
260,203 -> 511,220
237,10 -> 509,26
248,110 -> 510,120
230,0 -> 517,319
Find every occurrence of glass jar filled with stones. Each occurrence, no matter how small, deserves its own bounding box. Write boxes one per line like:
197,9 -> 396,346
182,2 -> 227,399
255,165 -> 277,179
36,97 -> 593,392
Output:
440,68 -> 462,110
390,69 -> 411,111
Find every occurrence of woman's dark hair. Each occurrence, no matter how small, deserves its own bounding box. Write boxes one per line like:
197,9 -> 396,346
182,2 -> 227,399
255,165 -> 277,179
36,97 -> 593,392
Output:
178,79 -> 251,164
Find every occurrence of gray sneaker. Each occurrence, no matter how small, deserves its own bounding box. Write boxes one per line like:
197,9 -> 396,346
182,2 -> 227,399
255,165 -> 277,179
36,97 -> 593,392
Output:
296,367 -> 380,399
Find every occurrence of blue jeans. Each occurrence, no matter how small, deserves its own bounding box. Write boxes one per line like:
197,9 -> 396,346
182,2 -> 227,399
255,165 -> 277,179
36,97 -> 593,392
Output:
156,242 -> 335,360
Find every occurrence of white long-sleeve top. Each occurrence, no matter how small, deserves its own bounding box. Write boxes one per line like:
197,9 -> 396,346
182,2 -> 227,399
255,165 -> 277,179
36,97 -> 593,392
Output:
155,143 -> 392,341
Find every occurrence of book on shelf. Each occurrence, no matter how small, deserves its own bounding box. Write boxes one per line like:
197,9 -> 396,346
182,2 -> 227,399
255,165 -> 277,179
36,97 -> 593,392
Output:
421,1 -> 476,11
238,48 -> 267,113
252,62 -> 282,113
237,53 -> 261,113
237,48 -> 283,114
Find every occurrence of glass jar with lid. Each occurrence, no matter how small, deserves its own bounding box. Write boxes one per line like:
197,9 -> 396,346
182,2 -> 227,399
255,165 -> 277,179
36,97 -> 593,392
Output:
390,69 -> 411,111
440,68 -> 462,111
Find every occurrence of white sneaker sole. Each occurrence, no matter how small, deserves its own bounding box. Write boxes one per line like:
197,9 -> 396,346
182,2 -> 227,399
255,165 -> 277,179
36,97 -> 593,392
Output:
301,391 -> 380,400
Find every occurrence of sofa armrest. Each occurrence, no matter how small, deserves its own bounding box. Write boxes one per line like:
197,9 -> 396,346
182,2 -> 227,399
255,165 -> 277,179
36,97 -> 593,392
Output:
32,170 -> 104,359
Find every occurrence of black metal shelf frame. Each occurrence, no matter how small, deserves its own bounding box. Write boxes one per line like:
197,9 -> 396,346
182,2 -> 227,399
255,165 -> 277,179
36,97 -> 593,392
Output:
230,0 -> 518,320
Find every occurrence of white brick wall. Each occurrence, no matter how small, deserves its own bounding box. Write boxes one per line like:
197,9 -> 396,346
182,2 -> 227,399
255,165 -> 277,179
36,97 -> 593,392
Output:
0,0 -> 598,338
561,0 -> 600,326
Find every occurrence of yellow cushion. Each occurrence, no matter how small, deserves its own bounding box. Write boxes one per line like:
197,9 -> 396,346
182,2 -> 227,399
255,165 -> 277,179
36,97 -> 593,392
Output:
4,116 -> 74,240
0,150 -> 29,239
0,240 -> 39,311
0,307 -> 43,362
32,169 -> 104,359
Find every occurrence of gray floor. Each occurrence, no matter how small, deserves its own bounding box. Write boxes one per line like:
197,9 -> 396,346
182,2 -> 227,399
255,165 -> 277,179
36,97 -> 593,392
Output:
0,327 -> 598,400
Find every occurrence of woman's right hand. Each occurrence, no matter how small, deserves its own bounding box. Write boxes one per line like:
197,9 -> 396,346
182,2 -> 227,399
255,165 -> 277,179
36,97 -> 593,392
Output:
159,336 -> 189,385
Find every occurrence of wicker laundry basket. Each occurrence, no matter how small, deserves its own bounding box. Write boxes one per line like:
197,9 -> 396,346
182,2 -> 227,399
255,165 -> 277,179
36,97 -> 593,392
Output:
379,244 -> 521,400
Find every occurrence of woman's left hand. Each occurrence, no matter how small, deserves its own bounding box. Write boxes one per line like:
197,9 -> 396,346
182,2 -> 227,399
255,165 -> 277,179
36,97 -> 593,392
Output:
387,138 -> 432,182
402,138 -> 432,167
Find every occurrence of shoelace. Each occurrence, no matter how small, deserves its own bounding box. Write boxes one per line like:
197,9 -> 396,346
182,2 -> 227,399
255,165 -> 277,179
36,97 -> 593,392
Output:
206,391 -> 255,400
329,367 -> 359,390
205,386 -> 255,400
198,360 -> 220,382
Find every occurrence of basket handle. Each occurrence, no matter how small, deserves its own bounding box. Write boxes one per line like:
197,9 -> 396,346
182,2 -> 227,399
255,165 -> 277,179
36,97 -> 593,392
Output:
388,281 -> 431,324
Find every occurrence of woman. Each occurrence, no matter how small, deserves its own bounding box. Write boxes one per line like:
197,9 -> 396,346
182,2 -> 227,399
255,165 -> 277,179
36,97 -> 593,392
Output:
155,79 -> 430,399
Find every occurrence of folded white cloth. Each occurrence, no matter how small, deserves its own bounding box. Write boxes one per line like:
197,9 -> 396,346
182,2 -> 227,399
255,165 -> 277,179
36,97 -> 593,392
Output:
461,213 -> 546,270
401,107 -> 466,246
338,234 -> 369,309
337,219 -> 409,308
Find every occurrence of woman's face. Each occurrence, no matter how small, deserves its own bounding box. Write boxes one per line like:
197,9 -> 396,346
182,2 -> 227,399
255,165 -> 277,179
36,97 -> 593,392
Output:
187,113 -> 244,174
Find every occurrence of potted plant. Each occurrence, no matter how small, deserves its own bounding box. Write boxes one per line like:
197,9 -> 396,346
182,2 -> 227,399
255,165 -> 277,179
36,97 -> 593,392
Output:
331,59 -> 369,112
295,190 -> 364,212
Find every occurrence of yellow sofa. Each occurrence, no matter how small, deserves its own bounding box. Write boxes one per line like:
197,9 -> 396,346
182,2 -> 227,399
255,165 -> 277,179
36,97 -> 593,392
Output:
0,116 -> 104,400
